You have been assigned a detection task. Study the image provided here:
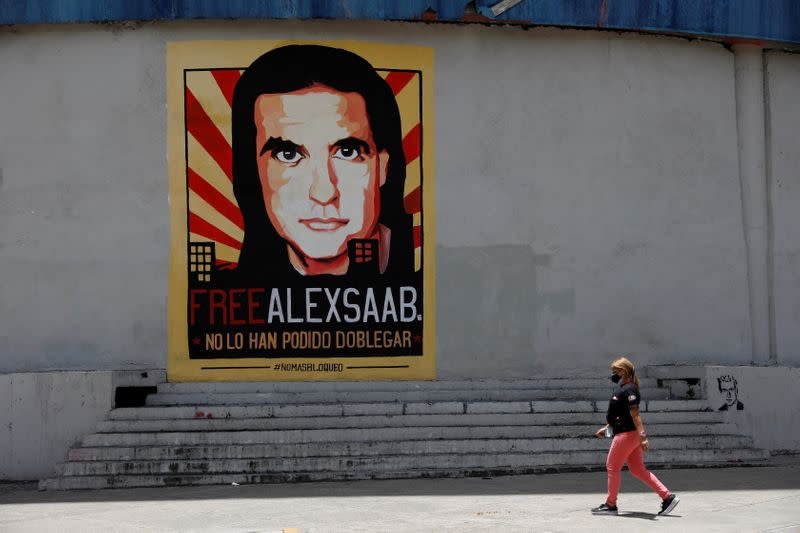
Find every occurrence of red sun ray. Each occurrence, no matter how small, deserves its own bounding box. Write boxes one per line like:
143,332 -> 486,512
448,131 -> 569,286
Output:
215,259 -> 238,270
402,123 -> 421,165
188,212 -> 242,251
186,88 -> 233,181
211,70 -> 241,108
404,185 -> 421,214
413,225 -> 422,248
187,167 -> 244,231
385,71 -> 416,95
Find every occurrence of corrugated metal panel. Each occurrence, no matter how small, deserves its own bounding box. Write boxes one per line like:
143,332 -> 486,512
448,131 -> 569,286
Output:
0,0 -> 460,24
1,0 -> 799,45
475,0 -> 800,45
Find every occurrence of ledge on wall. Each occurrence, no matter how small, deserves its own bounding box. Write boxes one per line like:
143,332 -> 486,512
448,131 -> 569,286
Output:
644,365 -> 705,400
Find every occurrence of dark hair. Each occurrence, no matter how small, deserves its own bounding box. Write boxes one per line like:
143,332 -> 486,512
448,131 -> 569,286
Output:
231,44 -> 413,279
717,375 -> 738,392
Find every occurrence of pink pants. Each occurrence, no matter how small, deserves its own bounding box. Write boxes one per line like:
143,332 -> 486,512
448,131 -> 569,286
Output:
606,431 -> 670,506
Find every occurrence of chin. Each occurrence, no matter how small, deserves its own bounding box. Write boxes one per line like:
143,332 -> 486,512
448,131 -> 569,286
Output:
295,241 -> 348,261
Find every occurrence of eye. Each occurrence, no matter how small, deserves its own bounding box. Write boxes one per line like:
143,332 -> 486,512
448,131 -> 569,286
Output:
333,146 -> 361,161
273,149 -> 303,164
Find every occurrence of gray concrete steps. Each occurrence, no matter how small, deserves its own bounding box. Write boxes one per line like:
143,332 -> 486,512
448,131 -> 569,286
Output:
146,388 -> 669,405
39,449 -> 772,491
137,398 -> 710,415
80,423 -> 741,447
54,447 -> 770,479
97,410 -> 726,433
107,406 -> 724,423
123,400 -> 606,418
157,378 -> 660,394
66,435 -> 754,462
39,377 -> 766,491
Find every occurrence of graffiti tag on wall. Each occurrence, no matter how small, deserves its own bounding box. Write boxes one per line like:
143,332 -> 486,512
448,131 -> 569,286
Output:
717,374 -> 745,411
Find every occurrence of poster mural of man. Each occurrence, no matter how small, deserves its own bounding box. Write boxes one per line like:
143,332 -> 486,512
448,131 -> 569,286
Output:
718,375 -> 744,411
168,40 -> 433,377
231,45 -> 414,279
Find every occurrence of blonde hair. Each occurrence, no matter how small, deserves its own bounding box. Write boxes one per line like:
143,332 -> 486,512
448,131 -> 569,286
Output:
611,357 -> 640,388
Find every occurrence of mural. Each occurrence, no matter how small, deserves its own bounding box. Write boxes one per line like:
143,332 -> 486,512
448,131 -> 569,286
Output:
167,41 -> 435,381
717,374 -> 744,411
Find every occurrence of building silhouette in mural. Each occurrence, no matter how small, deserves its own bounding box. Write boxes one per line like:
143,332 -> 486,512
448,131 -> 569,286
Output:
189,242 -> 215,283
347,238 -> 379,276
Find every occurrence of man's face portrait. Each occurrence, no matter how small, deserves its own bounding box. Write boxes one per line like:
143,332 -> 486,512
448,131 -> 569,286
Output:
254,85 -> 388,269
720,378 -> 738,407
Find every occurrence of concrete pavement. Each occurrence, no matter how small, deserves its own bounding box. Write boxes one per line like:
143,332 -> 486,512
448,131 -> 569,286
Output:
2,464 -> 800,532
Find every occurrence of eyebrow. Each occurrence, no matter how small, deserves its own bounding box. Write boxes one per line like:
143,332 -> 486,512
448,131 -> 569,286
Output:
333,137 -> 371,155
260,137 -> 300,157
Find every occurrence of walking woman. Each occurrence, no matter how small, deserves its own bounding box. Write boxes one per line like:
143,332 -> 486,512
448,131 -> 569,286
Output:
591,357 -> 680,516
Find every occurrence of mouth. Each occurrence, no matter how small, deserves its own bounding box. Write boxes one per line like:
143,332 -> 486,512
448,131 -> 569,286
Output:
299,218 -> 349,231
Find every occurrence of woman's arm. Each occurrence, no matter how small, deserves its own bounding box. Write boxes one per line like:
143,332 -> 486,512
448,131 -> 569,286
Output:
630,406 -> 650,450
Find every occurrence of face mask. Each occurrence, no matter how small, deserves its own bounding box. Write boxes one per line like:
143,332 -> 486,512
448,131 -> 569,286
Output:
610,374 -> 621,384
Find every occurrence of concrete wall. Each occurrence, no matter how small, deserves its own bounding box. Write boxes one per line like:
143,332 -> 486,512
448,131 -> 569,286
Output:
0,370 -> 164,480
766,51 -> 800,366
0,19 -> 792,378
0,23 -> 168,372
435,29 -> 748,376
705,365 -> 800,451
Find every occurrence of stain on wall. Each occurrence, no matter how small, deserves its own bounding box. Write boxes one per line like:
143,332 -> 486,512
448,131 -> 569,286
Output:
437,244 -> 575,378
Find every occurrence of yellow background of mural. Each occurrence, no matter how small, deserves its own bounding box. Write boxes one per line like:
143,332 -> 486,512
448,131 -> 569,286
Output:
167,40 -> 435,382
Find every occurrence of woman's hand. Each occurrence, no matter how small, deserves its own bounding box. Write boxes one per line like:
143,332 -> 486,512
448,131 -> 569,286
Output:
595,426 -> 607,438
630,406 -> 650,451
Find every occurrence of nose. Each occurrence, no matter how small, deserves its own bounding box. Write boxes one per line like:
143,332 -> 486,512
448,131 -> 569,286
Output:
309,158 -> 339,206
